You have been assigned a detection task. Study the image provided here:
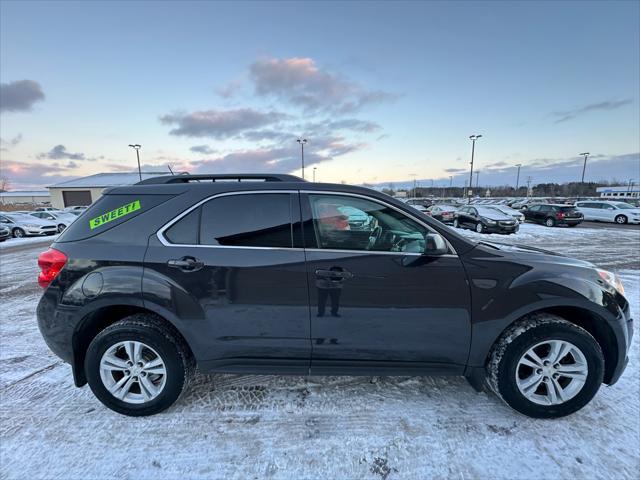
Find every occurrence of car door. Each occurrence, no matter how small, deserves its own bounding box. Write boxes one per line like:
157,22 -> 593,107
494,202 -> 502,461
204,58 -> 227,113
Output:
301,192 -> 471,375
143,191 -> 311,374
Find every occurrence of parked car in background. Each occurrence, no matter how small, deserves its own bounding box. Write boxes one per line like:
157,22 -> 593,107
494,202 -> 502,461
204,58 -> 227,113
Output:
0,213 -> 57,237
453,206 -> 519,234
29,210 -> 78,233
523,204 -> 583,227
575,201 -> 640,225
426,204 -> 457,224
408,203 -> 428,213
35,207 -> 59,212
63,205 -> 89,214
0,224 -> 10,242
486,205 -> 525,223
511,198 -> 547,210
406,198 -> 433,208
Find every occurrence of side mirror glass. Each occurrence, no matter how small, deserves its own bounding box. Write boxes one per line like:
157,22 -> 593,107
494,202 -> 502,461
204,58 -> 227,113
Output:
423,233 -> 448,256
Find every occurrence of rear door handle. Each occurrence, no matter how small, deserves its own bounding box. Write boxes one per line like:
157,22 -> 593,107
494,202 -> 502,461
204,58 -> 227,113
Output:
167,257 -> 204,272
315,269 -> 354,279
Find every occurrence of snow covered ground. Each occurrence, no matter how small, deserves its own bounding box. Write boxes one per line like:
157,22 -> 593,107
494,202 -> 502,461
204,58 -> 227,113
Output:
0,222 -> 638,479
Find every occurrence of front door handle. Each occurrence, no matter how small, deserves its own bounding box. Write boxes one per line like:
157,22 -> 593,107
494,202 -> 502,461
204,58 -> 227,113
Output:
167,256 -> 204,272
315,268 -> 354,280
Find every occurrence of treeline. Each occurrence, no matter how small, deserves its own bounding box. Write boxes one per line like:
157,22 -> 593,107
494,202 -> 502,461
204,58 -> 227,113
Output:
381,181 -> 631,198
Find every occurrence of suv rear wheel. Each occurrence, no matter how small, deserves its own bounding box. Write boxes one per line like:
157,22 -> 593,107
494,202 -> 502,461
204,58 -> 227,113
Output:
85,314 -> 194,416
487,314 -> 604,418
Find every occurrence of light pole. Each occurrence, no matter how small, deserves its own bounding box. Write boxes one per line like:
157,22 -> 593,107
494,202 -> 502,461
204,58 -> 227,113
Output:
468,134 -> 482,203
128,144 -> 142,181
313,167 -> 317,182
475,171 -> 480,189
515,163 -> 522,193
297,138 -> 307,179
579,152 -> 590,199
448,175 -> 453,198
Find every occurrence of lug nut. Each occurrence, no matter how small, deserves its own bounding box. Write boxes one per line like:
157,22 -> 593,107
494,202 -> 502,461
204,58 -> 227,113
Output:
124,370 -> 130,376
137,362 -> 143,367
141,372 -> 147,377
132,376 -> 138,381
543,360 -> 550,366
126,361 -> 133,367
536,368 -> 543,375
553,373 -> 559,379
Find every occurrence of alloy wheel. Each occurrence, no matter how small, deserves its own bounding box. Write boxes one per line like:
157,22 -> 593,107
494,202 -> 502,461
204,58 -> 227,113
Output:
99,341 -> 167,404
515,339 -> 588,406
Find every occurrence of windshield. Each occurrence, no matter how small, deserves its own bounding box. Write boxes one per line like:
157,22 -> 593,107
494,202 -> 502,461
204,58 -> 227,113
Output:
613,202 -> 634,209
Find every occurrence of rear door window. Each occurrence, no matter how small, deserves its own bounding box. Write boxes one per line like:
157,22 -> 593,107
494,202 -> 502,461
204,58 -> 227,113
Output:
199,193 -> 293,248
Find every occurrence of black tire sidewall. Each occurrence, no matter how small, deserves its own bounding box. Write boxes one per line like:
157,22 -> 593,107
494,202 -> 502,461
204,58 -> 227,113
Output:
497,324 -> 604,418
615,215 -> 627,224
13,228 -> 25,238
545,217 -> 555,227
85,323 -> 186,416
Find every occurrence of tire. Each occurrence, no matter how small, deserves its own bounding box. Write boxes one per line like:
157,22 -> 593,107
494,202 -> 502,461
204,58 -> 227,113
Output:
12,228 -> 25,238
614,215 -> 628,225
453,218 -> 460,228
487,314 -> 604,418
475,222 -> 484,233
545,217 -> 555,227
85,314 -> 194,416
57,224 -> 66,233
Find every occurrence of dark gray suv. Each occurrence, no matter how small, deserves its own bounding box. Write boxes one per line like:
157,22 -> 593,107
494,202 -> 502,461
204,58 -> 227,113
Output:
36,174 -> 633,417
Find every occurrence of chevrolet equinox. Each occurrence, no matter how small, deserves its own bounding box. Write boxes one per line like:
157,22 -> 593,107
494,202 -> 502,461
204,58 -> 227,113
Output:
36,174 -> 633,417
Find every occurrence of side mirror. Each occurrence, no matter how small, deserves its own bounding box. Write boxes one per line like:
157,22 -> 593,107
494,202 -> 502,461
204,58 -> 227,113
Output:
423,233 -> 448,256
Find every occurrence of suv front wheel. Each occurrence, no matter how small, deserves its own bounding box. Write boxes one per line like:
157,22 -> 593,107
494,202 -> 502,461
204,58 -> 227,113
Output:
487,314 -> 604,418
85,314 -> 194,416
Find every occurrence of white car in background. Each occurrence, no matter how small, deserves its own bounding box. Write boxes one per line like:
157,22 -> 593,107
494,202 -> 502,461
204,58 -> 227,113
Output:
486,205 -> 526,223
29,210 -> 78,233
0,213 -> 58,238
63,205 -> 89,215
575,201 -> 640,224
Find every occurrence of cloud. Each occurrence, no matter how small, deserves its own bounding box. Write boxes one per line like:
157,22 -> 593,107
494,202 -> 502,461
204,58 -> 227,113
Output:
190,135 -> 366,174
0,80 -> 45,112
444,167 -> 466,173
249,57 -> 396,113
1,159 -> 79,189
160,108 -> 288,138
551,99 -> 633,123
0,134 -> 23,151
327,119 -> 381,132
37,144 -> 86,160
190,145 -> 217,155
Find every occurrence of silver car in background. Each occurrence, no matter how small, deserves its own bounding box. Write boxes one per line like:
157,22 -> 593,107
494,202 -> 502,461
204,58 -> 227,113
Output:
29,210 -> 78,233
575,201 -> 640,225
0,213 -> 58,238
486,205 -> 526,223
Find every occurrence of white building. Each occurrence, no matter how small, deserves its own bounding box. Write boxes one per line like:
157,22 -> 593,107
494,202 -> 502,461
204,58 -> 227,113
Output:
596,185 -> 639,200
47,172 -> 170,209
0,190 -> 51,205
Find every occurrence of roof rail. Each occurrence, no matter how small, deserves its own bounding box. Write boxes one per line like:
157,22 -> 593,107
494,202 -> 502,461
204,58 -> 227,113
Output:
136,173 -> 305,185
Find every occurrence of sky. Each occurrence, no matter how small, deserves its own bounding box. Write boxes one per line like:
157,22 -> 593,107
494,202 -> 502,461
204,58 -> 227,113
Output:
1,0 -> 639,191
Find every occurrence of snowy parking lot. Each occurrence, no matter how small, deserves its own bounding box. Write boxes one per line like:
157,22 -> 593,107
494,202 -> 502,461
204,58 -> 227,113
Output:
1,222 -> 638,479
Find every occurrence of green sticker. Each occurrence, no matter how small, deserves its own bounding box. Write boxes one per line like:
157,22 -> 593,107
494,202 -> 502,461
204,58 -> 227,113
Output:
89,200 -> 141,229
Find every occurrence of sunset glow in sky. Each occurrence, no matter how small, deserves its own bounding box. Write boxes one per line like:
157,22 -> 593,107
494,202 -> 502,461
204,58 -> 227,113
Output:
1,1 -> 639,190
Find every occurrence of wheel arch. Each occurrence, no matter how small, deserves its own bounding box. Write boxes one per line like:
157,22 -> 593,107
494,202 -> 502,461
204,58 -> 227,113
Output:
71,305 -> 194,387
473,305 -> 619,385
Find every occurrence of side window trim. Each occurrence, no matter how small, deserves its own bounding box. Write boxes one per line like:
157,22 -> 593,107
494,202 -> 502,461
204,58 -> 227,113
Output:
157,190 -> 300,250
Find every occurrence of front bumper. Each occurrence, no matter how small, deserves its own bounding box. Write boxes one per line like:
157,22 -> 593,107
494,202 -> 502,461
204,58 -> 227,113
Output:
24,226 -> 57,236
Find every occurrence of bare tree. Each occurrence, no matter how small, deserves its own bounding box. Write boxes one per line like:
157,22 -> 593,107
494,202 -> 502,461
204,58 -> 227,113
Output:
0,176 -> 9,192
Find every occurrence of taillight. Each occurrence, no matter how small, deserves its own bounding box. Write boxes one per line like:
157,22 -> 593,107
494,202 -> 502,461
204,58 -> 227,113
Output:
556,212 -> 565,219
38,248 -> 67,288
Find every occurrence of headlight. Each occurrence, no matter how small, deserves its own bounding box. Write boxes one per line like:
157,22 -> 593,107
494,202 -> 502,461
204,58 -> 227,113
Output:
484,219 -> 497,225
597,269 -> 625,296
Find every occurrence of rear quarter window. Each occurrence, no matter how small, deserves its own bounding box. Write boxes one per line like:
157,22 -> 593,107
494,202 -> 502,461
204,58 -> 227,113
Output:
56,193 -> 175,242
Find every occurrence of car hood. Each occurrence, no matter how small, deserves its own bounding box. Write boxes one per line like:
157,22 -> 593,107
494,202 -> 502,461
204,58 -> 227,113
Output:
479,212 -> 515,221
477,241 -> 596,268
11,216 -> 56,226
